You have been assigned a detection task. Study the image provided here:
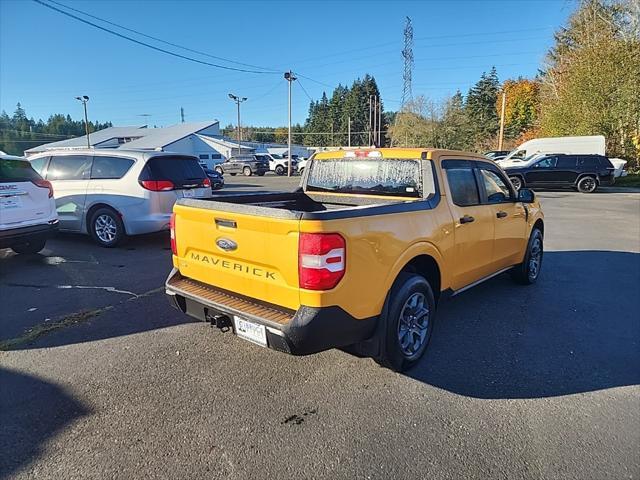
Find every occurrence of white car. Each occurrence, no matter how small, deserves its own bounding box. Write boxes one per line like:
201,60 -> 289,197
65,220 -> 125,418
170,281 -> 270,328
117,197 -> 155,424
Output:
297,158 -> 308,175
27,149 -> 212,247
0,154 -> 59,254
254,153 -> 298,176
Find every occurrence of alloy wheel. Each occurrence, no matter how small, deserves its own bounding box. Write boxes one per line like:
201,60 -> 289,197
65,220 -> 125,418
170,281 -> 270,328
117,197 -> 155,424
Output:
397,292 -> 431,358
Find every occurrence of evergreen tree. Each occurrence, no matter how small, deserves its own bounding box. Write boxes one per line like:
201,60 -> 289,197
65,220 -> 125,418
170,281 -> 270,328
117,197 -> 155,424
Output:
466,67 -> 500,144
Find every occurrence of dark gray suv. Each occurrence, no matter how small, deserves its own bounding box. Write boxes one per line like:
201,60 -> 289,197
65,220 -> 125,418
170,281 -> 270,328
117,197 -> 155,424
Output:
214,155 -> 269,176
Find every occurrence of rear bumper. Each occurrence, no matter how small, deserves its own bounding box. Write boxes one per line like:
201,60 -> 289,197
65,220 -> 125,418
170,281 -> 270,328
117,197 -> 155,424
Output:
0,220 -> 59,248
165,269 -> 376,355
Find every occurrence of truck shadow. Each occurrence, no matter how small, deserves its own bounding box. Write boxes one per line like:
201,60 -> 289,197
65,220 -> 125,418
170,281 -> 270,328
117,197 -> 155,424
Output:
0,368 -> 90,478
407,250 -> 640,399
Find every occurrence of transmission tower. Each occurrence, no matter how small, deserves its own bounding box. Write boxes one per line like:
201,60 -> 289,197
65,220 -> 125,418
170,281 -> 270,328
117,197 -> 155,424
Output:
401,16 -> 414,110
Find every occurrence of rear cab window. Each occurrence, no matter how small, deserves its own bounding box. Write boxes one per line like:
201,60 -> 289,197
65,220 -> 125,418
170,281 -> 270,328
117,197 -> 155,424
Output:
140,155 -> 207,189
305,157 -> 433,198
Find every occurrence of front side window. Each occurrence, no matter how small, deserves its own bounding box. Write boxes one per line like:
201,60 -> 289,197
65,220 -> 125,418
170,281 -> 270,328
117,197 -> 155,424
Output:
306,158 -> 428,198
480,168 -> 513,203
533,157 -> 557,169
443,162 -> 479,206
91,156 -> 134,179
46,155 -> 91,180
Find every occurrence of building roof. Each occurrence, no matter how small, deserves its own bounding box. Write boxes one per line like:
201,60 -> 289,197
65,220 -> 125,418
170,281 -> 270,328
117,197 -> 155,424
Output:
124,121 -> 219,149
24,126 -> 148,153
198,135 -> 254,151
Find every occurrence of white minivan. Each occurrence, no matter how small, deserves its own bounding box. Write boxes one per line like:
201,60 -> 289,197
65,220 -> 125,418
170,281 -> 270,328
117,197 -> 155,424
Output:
27,149 -> 212,247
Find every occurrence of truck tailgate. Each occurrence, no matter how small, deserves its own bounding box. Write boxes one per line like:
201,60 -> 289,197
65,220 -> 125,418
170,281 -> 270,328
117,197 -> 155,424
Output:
173,202 -> 301,311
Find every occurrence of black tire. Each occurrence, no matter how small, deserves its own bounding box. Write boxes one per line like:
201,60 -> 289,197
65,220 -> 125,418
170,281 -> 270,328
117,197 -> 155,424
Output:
243,167 -> 252,176
275,165 -> 285,176
257,172 -> 265,176
510,228 -> 543,285
577,175 -> 597,193
230,173 -> 236,176
509,176 -> 523,191
214,166 -> 223,175
375,273 -> 436,372
89,207 -> 126,248
11,238 -> 46,254
298,167 -> 304,176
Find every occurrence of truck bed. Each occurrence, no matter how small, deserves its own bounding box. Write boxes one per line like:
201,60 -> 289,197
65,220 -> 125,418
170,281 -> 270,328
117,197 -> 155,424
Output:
178,190 -> 434,220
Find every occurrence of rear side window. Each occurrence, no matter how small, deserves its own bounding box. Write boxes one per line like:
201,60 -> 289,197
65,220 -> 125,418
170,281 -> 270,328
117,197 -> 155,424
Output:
46,155 -> 92,180
577,156 -> 599,168
141,156 -> 206,187
556,156 -> 577,168
91,156 -> 134,179
443,163 -> 480,206
0,159 -> 42,182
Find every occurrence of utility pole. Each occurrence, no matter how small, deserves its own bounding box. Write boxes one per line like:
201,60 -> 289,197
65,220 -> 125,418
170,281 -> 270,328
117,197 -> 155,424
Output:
180,107 -> 185,123
368,95 -> 373,146
347,117 -> 352,147
75,96 -> 90,148
284,71 -> 296,176
373,96 -> 377,147
378,98 -> 382,147
228,93 -> 247,155
498,91 -> 507,151
331,124 -> 334,147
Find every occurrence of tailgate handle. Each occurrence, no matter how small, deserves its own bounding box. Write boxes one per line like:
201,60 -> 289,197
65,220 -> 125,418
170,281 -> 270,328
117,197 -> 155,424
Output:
215,218 -> 237,228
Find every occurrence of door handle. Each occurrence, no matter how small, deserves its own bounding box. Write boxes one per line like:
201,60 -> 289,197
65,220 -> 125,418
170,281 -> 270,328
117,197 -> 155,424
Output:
459,215 -> 475,224
496,211 -> 508,218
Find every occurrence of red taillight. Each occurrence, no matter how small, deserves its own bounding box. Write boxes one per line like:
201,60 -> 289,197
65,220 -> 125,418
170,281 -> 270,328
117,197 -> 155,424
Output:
140,180 -> 175,191
33,179 -> 53,198
169,213 -> 177,255
299,233 -> 346,290
202,177 -> 211,188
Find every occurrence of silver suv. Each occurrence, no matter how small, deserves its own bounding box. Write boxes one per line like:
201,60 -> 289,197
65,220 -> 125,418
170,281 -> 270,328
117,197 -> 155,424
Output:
27,149 -> 212,247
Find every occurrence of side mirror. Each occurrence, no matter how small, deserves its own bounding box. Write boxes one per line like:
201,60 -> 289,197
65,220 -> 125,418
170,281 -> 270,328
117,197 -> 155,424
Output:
518,188 -> 535,203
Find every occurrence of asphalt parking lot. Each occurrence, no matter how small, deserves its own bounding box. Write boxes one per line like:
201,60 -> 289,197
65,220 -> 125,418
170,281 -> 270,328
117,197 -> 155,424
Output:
1,176 -> 639,479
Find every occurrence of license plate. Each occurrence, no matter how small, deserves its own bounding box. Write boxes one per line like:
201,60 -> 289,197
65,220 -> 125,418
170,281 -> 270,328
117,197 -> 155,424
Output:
182,189 -> 196,198
0,197 -> 22,209
233,316 -> 267,347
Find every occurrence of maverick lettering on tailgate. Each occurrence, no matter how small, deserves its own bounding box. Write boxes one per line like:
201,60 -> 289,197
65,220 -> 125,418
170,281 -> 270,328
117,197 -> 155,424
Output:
190,252 -> 276,280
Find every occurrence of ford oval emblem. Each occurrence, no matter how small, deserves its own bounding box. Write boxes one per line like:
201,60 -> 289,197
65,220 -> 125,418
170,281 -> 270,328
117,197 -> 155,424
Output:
216,237 -> 237,251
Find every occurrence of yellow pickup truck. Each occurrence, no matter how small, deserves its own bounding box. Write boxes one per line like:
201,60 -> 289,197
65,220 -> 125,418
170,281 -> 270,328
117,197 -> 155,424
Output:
165,148 -> 544,371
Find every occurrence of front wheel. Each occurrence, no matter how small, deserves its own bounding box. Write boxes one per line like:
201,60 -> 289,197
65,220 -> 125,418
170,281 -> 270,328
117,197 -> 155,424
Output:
577,175 -> 597,193
89,207 -> 126,247
11,238 -> 46,254
375,273 -> 435,372
243,167 -> 252,176
509,176 -> 523,191
275,165 -> 285,176
511,228 -> 543,284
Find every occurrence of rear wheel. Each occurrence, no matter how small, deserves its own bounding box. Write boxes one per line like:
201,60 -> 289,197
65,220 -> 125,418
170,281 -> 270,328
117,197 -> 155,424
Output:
11,238 -> 46,255
89,207 -> 126,248
511,228 -> 543,284
275,165 -> 285,176
375,273 -> 435,372
509,176 -> 523,191
577,175 -> 597,193
243,167 -> 252,176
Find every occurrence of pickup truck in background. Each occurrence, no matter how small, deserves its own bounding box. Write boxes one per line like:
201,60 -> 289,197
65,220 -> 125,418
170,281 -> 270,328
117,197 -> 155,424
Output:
166,148 -> 544,371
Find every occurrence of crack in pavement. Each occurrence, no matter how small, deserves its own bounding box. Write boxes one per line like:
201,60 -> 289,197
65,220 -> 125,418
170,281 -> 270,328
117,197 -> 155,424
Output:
5,283 -> 140,298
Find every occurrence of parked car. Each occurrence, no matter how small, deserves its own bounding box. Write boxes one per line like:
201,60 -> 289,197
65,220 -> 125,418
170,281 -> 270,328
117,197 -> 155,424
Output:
254,153 -> 297,176
214,155 -> 268,177
0,153 -> 58,254
484,150 -> 510,161
166,148 -> 544,372
203,168 -> 224,190
27,149 -> 212,247
504,153 -> 616,193
297,158 -> 308,175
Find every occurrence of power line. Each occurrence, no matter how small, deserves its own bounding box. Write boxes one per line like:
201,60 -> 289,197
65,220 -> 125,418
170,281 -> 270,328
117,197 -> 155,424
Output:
45,0 -> 280,73
296,79 -> 314,103
33,0 -> 279,75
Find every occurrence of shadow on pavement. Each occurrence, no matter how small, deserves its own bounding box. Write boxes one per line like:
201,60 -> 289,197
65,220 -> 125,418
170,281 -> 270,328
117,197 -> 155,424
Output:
0,368 -> 90,478
407,250 -> 640,399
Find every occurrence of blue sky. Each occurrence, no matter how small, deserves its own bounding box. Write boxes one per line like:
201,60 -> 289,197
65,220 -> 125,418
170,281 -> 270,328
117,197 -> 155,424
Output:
0,0 -> 575,128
